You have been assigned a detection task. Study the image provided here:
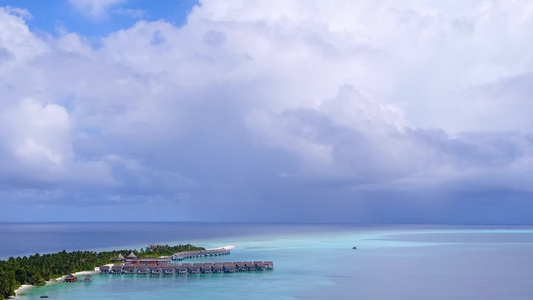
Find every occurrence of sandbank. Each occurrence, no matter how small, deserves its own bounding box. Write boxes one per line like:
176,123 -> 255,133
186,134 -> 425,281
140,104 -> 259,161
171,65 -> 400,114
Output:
215,245 -> 236,250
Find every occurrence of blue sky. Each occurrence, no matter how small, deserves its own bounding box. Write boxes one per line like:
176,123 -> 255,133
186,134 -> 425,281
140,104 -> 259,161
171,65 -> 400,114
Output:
3,0 -> 198,36
1,0 -> 533,223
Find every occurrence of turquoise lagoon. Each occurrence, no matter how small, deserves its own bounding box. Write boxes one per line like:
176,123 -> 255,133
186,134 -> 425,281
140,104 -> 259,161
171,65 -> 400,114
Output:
13,224 -> 533,300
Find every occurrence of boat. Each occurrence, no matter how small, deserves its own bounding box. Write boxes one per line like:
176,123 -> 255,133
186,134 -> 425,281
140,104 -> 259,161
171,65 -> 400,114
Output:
40,296 -> 49,298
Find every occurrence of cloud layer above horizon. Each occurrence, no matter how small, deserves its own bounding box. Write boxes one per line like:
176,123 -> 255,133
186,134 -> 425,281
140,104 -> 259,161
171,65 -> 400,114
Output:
1,0 -> 533,223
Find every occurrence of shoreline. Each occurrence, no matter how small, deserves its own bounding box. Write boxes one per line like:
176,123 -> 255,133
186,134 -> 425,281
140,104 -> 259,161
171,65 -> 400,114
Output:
12,246 -> 236,298
13,269 -> 98,299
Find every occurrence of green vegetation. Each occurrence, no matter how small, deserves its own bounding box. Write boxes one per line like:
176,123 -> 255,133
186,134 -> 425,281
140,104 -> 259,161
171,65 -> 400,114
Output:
0,244 -> 204,299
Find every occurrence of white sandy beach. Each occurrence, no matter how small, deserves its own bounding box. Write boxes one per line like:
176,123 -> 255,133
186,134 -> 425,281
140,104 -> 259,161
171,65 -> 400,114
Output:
12,285 -> 32,298
13,247 -> 233,298
216,245 -> 236,250
14,268 -> 98,298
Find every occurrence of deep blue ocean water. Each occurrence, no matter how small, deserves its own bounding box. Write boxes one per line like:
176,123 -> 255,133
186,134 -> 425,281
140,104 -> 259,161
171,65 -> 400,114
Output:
2,223 -> 533,300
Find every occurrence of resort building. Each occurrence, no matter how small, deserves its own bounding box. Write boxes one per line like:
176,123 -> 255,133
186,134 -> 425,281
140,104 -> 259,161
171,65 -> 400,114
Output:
97,260 -> 274,276
123,264 -> 135,274
126,252 -> 137,260
64,274 -> 77,282
111,264 -> 123,274
136,265 -> 148,274
99,266 -> 110,273
127,257 -> 171,266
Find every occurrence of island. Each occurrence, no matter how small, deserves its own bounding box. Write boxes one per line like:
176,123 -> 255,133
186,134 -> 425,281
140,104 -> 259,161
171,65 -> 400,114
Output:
0,244 -> 203,299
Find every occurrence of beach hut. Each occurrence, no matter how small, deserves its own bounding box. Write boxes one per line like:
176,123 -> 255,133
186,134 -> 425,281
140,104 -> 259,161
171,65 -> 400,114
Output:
64,274 -> 77,282
126,252 -> 137,260
110,253 -> 125,262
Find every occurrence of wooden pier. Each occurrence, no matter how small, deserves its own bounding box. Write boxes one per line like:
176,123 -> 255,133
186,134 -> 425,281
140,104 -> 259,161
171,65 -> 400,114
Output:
99,261 -> 273,275
172,248 -> 231,260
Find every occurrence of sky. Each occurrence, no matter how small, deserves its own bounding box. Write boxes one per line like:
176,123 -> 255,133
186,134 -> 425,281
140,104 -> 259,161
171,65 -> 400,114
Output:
1,0 -> 533,224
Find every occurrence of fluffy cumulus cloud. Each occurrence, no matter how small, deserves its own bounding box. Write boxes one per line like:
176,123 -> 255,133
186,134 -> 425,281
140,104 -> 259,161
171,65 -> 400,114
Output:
1,1 -> 533,223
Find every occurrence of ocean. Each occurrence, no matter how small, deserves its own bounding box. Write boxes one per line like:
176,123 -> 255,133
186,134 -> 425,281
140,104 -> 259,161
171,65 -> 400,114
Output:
2,222 -> 533,300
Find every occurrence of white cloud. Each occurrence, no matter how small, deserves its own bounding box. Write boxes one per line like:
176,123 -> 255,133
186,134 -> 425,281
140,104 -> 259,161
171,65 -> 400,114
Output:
69,0 -> 126,18
113,8 -> 146,19
0,7 -> 47,60
2,0 -> 533,222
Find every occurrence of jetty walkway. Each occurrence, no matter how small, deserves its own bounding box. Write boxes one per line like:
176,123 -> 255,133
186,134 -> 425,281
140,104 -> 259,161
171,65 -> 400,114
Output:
172,248 -> 231,260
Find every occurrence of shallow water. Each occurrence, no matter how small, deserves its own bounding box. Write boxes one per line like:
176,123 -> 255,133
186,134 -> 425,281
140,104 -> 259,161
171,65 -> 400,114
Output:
6,223 -> 533,300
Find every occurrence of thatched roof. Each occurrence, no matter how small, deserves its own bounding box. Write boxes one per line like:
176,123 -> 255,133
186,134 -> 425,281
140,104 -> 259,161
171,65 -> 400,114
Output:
126,252 -> 137,259
117,254 -> 125,259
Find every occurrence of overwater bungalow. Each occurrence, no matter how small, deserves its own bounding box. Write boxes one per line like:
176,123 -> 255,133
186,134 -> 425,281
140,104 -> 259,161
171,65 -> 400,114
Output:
84,275 -> 92,282
222,264 -> 235,273
136,265 -> 147,274
235,262 -> 246,272
243,262 -> 255,271
254,262 -> 265,271
174,266 -> 188,274
97,258 -> 274,276
99,266 -> 110,273
264,261 -> 274,270
162,266 -> 174,275
211,265 -> 222,273
123,264 -> 135,274
111,264 -> 123,274
64,274 -> 77,282
201,265 -> 213,274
